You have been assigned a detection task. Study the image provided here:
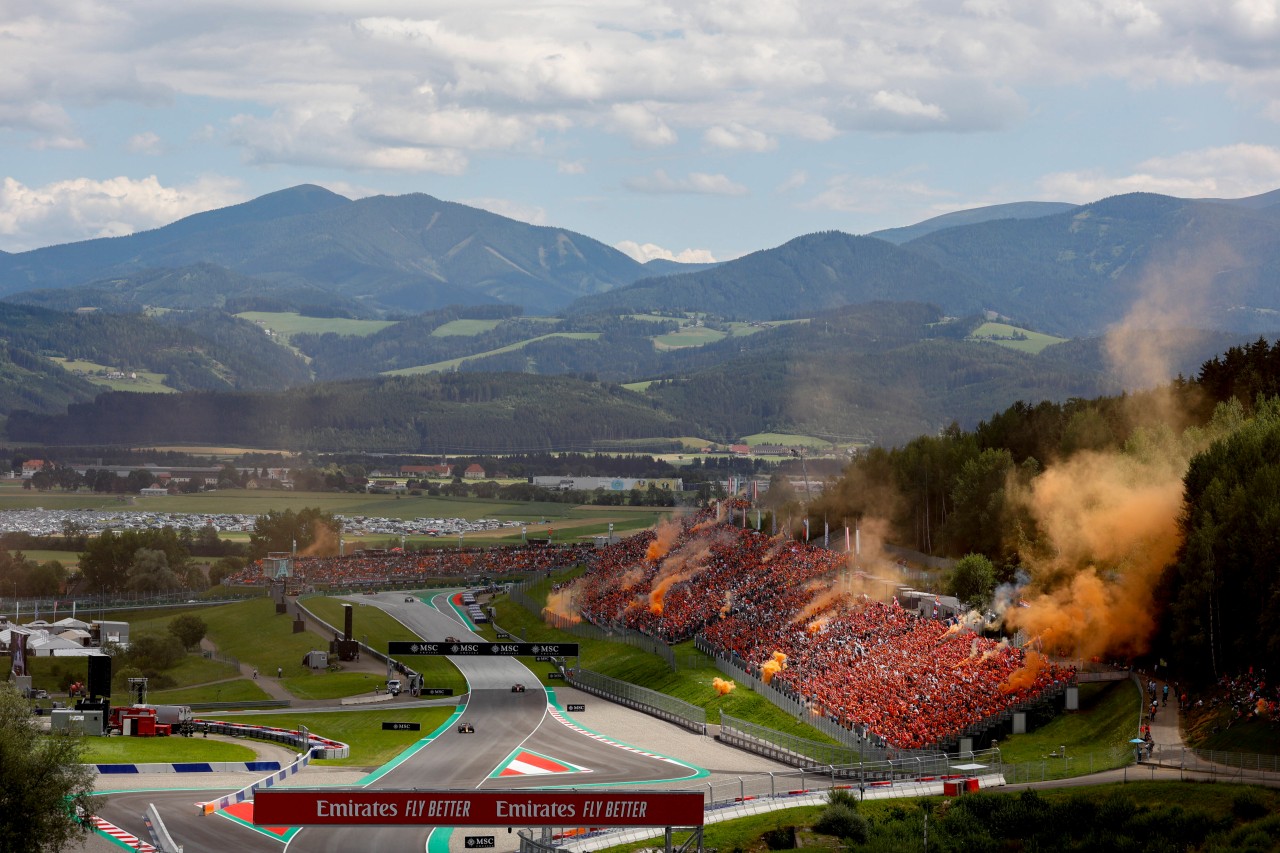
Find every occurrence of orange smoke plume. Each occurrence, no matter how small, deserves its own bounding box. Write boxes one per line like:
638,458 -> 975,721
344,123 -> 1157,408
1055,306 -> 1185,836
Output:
648,535 -> 719,614
298,524 -> 341,557
999,650 -> 1045,694
713,677 -> 736,695
544,587 -> 581,624
761,659 -> 782,684
646,517 -> 682,562
806,617 -> 829,634
1005,449 -> 1186,660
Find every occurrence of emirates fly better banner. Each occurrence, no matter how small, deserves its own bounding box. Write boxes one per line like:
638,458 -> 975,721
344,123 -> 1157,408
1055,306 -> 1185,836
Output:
253,790 -> 704,827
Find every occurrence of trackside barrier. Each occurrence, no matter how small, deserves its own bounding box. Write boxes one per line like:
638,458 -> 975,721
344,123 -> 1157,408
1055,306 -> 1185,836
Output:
516,754 -> 1005,852
200,749 -> 312,816
566,669 -> 706,734
144,803 -> 179,853
195,718 -> 349,759
719,713 -> 879,767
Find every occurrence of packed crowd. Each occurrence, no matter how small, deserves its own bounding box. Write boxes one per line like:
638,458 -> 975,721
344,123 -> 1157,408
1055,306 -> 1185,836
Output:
1191,668 -> 1278,730
567,507 -> 845,642
563,500 -> 1070,749
227,544 -> 594,587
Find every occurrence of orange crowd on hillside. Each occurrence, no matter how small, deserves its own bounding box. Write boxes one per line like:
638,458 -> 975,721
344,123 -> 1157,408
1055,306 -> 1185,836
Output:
562,501 -> 1070,749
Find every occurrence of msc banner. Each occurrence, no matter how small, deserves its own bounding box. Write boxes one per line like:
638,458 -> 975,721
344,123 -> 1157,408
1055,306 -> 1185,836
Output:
387,641 -> 579,657
253,790 -> 704,827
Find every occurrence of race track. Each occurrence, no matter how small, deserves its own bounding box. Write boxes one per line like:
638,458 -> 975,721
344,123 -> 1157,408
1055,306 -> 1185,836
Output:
92,591 -> 705,853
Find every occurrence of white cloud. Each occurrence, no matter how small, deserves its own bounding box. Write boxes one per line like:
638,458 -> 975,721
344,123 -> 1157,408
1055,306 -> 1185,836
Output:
614,240 -> 717,263
1038,143 -> 1280,201
0,174 -> 245,252
869,90 -> 946,122
703,123 -> 776,152
127,131 -> 163,155
776,170 -> 808,194
608,103 -> 677,148
460,197 -> 549,225
804,172 -> 953,215
557,160 -> 587,175
625,169 -> 749,196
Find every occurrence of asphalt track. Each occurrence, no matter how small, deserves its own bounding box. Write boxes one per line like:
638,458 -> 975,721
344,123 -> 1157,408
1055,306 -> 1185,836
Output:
92,591 -> 704,853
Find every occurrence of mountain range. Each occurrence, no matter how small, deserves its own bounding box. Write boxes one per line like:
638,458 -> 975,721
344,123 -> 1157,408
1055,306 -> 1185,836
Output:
0,184 -> 1277,449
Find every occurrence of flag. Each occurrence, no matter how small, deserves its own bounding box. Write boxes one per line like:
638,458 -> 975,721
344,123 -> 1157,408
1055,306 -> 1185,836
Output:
11,632 -> 27,677
803,518 -> 810,541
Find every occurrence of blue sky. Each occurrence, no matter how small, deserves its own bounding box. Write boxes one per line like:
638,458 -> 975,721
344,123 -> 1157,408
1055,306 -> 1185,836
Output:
3,1 -> 1280,262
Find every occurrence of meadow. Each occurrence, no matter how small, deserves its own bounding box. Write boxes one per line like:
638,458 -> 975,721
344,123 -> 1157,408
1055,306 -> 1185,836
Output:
967,321 -> 1067,355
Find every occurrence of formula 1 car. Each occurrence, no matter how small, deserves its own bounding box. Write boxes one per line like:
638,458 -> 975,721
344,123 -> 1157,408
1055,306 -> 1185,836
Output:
457,722 -> 475,734
511,683 -> 526,693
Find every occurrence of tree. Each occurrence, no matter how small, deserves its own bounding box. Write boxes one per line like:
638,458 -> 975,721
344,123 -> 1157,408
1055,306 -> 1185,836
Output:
127,548 -> 181,593
947,553 -> 997,605
0,683 -> 100,852
123,632 -> 183,676
168,613 -> 207,650
944,448 -> 1015,557
248,507 -> 340,558
1162,398 -> 1280,680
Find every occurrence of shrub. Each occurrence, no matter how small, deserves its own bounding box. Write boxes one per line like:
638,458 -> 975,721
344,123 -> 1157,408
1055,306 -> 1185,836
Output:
812,803 -> 869,842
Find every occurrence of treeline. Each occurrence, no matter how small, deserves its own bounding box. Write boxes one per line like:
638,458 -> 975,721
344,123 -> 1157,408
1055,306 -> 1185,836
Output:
6,373 -> 692,453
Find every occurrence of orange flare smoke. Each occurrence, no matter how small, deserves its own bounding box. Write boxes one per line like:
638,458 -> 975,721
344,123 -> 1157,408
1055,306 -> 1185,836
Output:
713,677 -> 736,695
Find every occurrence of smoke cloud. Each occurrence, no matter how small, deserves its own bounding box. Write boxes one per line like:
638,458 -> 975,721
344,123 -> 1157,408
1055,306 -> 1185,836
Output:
713,677 -> 736,695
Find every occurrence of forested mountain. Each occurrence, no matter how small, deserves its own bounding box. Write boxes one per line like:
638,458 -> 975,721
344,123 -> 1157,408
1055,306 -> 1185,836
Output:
0,303 -> 311,392
565,231 -> 988,321
0,342 -> 100,416
7,263 -> 371,317
867,201 -> 1077,244
905,193 -> 1280,336
564,193 -> 1280,338
0,185 -> 672,315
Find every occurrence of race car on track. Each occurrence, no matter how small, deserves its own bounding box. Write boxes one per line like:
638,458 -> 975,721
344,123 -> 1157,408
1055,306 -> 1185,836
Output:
511,683 -> 526,693
457,723 -> 475,734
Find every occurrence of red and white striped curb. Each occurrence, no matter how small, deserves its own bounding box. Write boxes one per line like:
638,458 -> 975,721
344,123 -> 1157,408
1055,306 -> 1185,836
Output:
90,815 -> 157,852
549,707 -> 688,766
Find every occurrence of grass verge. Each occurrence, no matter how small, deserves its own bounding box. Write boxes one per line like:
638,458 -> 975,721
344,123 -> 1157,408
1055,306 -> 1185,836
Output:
222,707 -> 455,767
998,679 -> 1141,781
301,596 -> 467,696
79,737 -> 258,764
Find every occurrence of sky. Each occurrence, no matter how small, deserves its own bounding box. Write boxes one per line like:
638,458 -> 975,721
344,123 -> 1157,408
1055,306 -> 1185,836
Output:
2,1 -> 1280,263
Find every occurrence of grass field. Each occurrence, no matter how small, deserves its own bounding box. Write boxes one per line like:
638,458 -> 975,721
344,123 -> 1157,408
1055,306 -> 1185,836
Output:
200,597 -> 371,686
47,358 -> 177,394
147,679 -> 274,705
998,679 -> 1141,781
225,707 -> 455,767
80,736 -> 259,764
384,332 -> 601,375
302,596 -> 467,696
429,319 -> 505,336
967,322 -> 1067,355
652,325 -> 727,350
740,432 -> 840,449
234,312 -> 396,341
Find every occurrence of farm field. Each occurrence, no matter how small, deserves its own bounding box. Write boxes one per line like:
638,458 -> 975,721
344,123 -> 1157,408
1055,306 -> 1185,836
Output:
47,358 -> 176,394
967,321 -> 1067,354
429,318 -> 505,336
234,311 -> 396,341
384,332 -> 601,375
